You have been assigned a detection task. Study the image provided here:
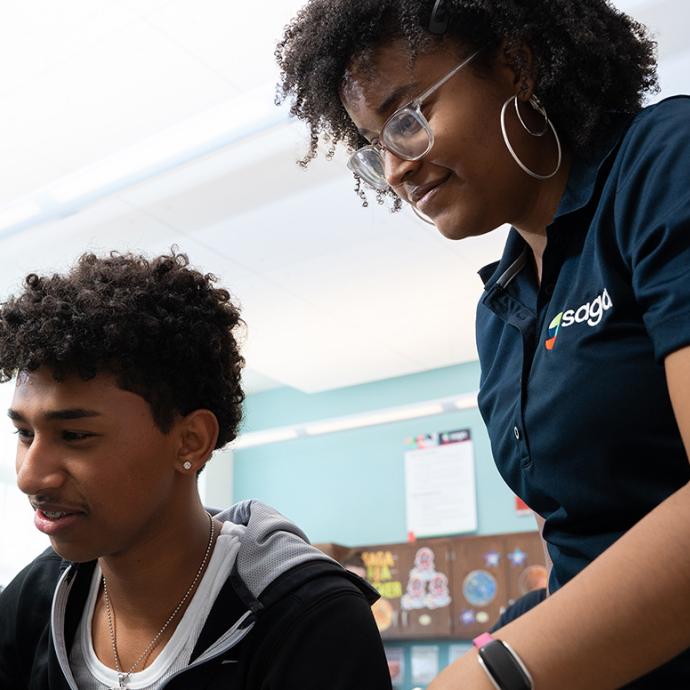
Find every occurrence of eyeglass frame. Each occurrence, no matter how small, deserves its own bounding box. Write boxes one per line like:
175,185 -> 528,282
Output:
347,49 -> 481,188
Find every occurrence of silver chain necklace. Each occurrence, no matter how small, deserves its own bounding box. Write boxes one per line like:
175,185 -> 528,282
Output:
101,512 -> 215,690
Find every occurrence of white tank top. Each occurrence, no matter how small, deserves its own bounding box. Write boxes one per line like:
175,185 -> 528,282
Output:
69,522 -> 242,689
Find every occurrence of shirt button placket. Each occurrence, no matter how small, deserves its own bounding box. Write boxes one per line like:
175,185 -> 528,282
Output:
513,423 -> 532,468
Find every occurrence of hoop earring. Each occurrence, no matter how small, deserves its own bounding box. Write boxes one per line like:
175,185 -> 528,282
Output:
515,95 -> 549,136
500,95 -> 562,181
411,204 -> 435,226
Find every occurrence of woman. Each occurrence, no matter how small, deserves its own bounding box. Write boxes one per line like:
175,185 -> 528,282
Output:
276,1 -> 690,688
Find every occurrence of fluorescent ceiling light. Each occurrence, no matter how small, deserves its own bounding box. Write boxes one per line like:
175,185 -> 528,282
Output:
305,403 -> 445,436
232,427 -> 298,450
0,201 -> 42,233
454,393 -> 478,410
49,84 -> 288,204
231,393 -> 478,449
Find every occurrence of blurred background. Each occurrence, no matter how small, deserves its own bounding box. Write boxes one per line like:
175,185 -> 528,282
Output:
0,0 -> 687,683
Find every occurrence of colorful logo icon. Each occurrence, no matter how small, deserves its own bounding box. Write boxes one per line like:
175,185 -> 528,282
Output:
545,312 -> 562,350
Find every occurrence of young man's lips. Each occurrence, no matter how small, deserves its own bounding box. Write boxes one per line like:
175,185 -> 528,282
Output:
33,507 -> 85,536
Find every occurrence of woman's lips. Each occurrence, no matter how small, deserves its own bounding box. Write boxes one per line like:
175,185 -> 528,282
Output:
413,176 -> 451,214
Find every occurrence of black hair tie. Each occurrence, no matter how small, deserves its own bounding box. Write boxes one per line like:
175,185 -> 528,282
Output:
429,0 -> 449,34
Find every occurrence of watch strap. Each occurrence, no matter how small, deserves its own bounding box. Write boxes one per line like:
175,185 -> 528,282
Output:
473,632 -> 495,648
475,638 -> 533,690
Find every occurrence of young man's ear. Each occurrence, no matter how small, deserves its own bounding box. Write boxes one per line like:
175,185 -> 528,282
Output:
176,409 -> 219,474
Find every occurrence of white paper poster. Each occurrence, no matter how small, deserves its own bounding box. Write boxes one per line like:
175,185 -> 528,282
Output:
448,643 -> 472,665
411,645 -> 439,685
384,646 -> 405,687
405,429 -> 477,538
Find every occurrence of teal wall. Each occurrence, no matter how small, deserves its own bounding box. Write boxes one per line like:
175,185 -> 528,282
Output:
234,361 -> 534,544
234,361 -> 536,689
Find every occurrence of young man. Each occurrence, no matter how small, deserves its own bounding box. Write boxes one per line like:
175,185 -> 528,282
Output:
0,251 -> 392,690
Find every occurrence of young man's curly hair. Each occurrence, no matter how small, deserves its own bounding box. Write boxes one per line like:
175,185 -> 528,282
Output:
276,0 -> 658,205
0,250 -> 244,449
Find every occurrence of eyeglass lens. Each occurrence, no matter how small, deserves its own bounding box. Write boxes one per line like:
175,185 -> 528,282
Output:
347,148 -> 389,191
382,108 -> 432,159
349,108 -> 433,190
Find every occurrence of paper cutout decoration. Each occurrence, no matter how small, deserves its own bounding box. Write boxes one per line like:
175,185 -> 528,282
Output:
401,547 -> 452,611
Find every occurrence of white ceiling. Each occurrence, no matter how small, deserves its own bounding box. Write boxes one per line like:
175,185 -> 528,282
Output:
0,0 -> 687,394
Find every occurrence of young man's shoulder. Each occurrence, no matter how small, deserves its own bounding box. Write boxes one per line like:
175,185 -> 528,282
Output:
191,559 -> 391,690
253,558 -> 379,640
189,502 -> 391,689
254,562 -> 390,688
0,547 -> 66,687
0,546 -> 65,613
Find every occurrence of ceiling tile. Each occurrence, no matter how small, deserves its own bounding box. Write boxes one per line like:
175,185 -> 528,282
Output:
144,0 -> 308,91
239,280 -> 425,392
0,1 -> 134,98
0,17 -> 239,204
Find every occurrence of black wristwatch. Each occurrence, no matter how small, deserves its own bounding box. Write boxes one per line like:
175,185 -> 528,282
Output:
473,633 -> 534,690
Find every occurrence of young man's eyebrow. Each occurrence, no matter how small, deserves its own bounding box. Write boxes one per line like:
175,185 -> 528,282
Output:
7,408 -> 102,422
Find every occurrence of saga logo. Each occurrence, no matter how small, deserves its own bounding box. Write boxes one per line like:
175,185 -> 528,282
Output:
561,289 -> 613,327
545,289 -> 613,351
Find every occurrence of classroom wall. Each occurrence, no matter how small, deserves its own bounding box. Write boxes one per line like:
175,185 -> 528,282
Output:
233,361 -> 533,543
232,361 -> 537,690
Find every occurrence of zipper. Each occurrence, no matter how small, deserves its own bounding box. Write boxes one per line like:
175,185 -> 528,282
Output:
160,611 -> 256,688
51,565 -> 80,690
51,567 -> 255,689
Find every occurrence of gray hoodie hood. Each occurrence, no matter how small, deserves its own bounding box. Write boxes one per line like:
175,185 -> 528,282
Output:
212,499 -> 336,599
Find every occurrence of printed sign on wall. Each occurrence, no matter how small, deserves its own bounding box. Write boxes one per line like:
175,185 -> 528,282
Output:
404,429 -> 477,539
410,645 -> 439,685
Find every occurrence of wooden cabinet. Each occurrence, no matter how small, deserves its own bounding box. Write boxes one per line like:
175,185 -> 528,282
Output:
359,541 -> 453,639
450,535 -> 509,639
339,531 -> 546,640
450,532 -> 546,638
503,532 -> 549,606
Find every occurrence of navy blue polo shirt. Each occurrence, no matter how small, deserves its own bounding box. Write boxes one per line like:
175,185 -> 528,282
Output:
476,96 -> 690,684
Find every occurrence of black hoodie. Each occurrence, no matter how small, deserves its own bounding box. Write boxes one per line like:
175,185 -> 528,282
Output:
0,500 -> 393,689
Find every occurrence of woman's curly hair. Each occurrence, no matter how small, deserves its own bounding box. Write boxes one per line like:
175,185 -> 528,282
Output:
276,0 -> 658,206
0,250 -> 244,449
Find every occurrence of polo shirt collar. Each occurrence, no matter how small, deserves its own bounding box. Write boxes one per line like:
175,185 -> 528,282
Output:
478,230 -> 526,288
553,115 -> 630,220
478,114 -> 633,289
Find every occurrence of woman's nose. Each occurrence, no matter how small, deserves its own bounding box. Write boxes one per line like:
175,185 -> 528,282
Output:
15,438 -> 65,497
383,149 -> 420,189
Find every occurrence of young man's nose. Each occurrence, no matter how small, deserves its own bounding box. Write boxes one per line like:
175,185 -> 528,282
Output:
15,438 -> 65,497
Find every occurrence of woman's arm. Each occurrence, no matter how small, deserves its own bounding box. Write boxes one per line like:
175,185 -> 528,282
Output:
533,514 -> 552,595
430,345 -> 690,690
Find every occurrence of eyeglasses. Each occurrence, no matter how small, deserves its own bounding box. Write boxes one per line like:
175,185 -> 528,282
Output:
347,50 -> 480,192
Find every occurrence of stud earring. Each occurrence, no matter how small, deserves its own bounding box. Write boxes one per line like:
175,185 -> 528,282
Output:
183,461 -> 192,471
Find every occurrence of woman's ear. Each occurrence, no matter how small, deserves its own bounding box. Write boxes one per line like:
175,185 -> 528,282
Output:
175,409 -> 219,474
498,39 -> 536,102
